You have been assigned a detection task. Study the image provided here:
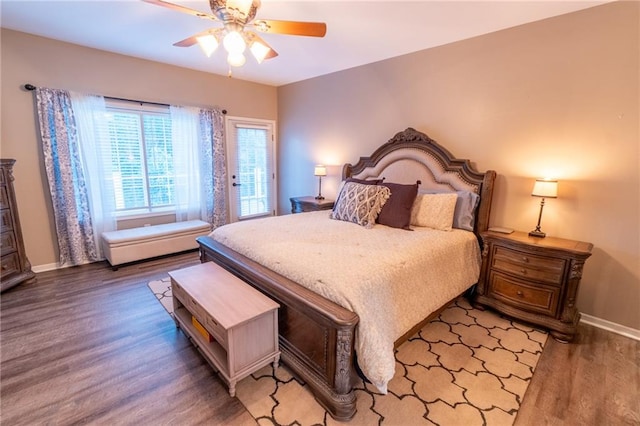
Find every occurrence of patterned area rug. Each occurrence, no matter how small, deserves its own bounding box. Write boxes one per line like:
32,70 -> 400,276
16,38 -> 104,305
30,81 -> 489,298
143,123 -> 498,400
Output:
148,278 -> 547,425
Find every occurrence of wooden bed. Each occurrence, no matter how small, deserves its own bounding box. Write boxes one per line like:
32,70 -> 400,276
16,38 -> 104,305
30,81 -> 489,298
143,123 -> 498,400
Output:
196,127 -> 496,421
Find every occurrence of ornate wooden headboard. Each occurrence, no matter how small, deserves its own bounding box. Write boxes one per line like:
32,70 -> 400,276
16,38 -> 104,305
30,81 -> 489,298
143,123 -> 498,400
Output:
343,127 -> 496,234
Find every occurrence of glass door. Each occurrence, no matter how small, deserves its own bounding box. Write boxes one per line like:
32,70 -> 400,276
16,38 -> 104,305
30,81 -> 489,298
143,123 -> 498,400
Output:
226,117 -> 276,222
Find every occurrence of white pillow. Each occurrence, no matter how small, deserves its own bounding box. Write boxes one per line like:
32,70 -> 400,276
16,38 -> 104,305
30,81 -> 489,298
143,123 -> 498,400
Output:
410,193 -> 458,231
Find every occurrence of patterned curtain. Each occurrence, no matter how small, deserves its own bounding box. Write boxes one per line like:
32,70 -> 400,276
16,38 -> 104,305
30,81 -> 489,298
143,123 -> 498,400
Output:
200,108 -> 228,229
35,88 -> 99,266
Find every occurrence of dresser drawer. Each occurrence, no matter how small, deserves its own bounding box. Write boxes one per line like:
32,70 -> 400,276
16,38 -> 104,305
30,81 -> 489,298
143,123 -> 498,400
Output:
1,231 -> 17,256
172,279 -> 188,304
1,252 -> 19,278
0,186 -> 9,210
488,271 -> 559,317
204,313 -> 227,348
492,246 -> 565,285
173,280 -> 227,347
1,209 -> 13,233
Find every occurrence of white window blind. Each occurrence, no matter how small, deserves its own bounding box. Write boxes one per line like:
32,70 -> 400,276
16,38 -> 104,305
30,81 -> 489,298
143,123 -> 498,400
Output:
105,100 -> 174,214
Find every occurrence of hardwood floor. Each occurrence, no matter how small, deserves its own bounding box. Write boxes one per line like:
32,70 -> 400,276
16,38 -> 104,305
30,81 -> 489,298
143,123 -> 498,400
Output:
1,251 -> 638,425
1,251 -> 255,425
516,323 -> 640,425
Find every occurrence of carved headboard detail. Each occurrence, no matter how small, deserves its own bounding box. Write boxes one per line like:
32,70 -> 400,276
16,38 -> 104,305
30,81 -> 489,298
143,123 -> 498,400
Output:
342,127 -> 496,233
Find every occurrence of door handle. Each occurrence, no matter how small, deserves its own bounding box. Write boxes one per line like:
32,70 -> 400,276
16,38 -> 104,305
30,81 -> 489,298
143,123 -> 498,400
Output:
233,183 -> 241,187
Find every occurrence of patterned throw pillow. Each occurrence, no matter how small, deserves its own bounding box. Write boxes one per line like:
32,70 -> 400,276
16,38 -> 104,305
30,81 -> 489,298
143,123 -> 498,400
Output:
331,182 -> 391,228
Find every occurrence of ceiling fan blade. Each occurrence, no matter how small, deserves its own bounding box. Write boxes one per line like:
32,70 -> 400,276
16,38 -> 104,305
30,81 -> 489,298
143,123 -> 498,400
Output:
142,0 -> 218,21
173,29 -> 221,47
251,19 -> 327,37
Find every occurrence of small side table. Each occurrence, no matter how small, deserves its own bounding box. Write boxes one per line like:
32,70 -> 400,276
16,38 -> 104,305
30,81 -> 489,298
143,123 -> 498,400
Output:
290,196 -> 335,214
474,230 -> 593,342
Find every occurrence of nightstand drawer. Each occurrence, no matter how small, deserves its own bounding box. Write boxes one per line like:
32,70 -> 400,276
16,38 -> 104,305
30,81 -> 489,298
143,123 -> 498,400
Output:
489,271 -> 559,317
492,246 -> 565,285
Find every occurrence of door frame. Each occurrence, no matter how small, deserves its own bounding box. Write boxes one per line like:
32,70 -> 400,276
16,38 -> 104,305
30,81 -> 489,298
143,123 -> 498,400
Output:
225,115 -> 278,222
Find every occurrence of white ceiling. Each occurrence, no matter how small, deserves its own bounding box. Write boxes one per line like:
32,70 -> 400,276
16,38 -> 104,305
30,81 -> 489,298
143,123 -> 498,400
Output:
1,0 -> 609,87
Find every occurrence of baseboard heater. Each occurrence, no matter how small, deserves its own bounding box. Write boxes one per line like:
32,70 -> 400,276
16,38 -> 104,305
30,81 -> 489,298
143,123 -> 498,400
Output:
101,220 -> 211,270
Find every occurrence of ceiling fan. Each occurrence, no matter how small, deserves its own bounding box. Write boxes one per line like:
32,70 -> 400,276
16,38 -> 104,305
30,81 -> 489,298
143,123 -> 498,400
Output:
143,0 -> 327,67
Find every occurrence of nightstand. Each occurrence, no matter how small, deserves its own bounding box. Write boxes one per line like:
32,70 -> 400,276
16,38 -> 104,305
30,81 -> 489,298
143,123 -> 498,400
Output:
289,196 -> 335,214
474,230 -> 593,342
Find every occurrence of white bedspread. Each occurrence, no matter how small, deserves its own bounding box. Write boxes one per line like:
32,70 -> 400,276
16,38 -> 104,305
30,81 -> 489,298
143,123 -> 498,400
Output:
210,211 -> 481,392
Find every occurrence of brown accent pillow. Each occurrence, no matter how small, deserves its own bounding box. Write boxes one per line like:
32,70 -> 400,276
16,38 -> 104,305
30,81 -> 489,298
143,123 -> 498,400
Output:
376,182 -> 419,230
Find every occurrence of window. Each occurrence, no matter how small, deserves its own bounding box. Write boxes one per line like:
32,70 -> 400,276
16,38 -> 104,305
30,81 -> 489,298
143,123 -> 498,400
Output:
105,101 -> 174,216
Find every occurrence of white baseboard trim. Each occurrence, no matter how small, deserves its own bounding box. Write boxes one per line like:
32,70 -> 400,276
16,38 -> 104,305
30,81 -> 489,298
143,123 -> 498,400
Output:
32,262 -> 61,273
32,259 -> 94,273
580,314 -> 640,341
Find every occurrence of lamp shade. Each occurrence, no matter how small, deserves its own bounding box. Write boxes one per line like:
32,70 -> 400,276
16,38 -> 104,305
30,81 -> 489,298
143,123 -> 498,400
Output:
531,179 -> 558,198
196,34 -> 219,57
314,165 -> 327,177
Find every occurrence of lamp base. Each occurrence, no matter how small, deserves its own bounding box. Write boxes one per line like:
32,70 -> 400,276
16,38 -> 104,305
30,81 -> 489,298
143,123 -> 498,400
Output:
315,195 -> 325,200
529,230 -> 546,238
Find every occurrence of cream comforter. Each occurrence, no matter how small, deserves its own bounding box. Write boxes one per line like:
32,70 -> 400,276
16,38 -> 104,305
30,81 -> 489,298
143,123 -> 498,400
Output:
210,211 -> 481,392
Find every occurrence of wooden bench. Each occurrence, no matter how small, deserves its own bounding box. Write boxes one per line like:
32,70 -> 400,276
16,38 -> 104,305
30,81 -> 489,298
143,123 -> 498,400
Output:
101,220 -> 211,269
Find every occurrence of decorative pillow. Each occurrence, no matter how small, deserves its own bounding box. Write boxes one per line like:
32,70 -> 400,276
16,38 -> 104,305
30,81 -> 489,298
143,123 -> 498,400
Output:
451,190 -> 480,231
346,177 -> 384,185
336,177 -> 384,200
331,182 -> 391,228
376,182 -> 419,230
421,190 -> 480,231
410,193 -> 458,231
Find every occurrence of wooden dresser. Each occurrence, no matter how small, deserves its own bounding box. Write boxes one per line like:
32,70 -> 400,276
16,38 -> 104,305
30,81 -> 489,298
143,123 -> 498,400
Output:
289,196 -> 335,214
475,230 -> 592,342
1,159 -> 35,292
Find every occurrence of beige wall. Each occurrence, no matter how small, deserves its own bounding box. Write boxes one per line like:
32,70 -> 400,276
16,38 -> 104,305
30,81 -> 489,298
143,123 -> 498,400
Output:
1,29 -> 278,268
277,2 -> 639,330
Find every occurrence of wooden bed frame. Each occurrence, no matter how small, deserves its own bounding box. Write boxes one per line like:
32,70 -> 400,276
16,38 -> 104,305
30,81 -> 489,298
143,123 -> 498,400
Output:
196,128 -> 496,421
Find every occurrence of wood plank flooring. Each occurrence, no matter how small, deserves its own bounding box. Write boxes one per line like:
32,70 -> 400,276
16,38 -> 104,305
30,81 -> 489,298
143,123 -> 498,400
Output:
1,251 -> 639,425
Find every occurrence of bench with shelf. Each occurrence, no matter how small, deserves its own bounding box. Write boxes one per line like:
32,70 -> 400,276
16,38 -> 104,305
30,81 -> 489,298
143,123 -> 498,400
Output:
168,262 -> 280,397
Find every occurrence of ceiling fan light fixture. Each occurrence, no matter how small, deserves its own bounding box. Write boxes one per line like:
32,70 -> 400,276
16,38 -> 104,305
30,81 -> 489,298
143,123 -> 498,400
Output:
223,30 -> 246,54
196,34 -> 219,57
225,0 -> 255,19
227,52 -> 246,67
249,39 -> 271,63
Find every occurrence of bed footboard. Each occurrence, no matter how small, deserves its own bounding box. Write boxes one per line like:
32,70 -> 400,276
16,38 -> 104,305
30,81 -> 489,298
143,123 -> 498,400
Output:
196,236 -> 359,421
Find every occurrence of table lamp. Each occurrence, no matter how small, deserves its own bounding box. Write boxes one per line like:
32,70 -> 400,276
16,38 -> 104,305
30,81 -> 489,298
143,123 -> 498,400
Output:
314,165 -> 327,200
529,179 -> 558,238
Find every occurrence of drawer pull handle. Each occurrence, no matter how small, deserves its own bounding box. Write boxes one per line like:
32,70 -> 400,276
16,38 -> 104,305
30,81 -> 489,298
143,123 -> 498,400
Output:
522,256 -> 529,263
521,269 -> 527,274
516,290 -> 524,297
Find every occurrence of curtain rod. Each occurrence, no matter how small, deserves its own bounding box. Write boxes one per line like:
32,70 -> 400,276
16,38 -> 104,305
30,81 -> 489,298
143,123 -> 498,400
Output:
23,84 -> 227,114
